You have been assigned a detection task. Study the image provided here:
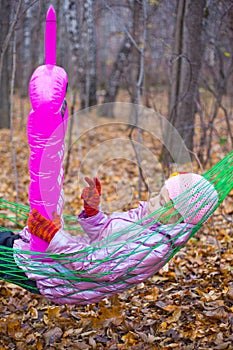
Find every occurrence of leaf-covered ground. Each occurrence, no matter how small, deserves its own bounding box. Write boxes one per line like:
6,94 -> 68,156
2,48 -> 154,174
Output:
0,99 -> 232,350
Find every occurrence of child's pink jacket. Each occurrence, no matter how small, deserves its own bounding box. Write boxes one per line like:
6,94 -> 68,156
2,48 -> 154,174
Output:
14,202 -> 194,305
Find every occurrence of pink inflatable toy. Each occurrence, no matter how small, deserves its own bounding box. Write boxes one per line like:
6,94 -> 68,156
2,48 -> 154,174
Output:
27,5 -> 68,252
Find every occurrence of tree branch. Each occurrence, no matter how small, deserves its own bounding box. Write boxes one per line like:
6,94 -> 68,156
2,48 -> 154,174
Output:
103,0 -> 142,53
0,0 -> 23,82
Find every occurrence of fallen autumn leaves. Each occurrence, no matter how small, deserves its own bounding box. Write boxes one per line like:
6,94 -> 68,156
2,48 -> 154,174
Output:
0,117 -> 232,349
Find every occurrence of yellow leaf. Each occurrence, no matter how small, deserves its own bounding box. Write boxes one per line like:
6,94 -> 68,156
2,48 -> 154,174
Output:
158,321 -> 167,332
36,340 -> 44,350
150,0 -> 160,5
163,304 -> 179,312
145,287 -> 159,301
43,314 -> 49,325
63,328 -> 74,337
167,308 -> 182,323
7,320 -> 21,338
139,42 -> 144,49
29,306 -> 38,319
47,306 -> 61,320
106,59 -> 113,66
122,331 -> 137,345
224,51 -> 231,57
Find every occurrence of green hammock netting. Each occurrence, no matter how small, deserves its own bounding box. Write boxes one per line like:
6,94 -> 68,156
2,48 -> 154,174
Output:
0,150 -> 232,304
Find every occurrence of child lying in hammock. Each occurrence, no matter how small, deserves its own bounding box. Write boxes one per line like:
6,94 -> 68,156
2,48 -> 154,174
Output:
27,172 -> 219,248
1,173 -> 219,304
75,173 -> 218,244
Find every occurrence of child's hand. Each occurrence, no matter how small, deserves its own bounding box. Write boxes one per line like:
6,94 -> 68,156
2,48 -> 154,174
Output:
81,177 -> 101,217
28,208 -> 61,243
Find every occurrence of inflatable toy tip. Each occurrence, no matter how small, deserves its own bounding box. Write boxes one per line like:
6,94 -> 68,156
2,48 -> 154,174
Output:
45,5 -> 56,65
46,5 -> 56,21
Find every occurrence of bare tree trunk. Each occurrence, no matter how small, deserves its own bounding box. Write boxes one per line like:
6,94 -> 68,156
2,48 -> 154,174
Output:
19,0 -> 31,129
79,13 -> 87,110
129,0 -> 148,198
168,0 -> 185,122
0,0 -> 22,129
21,0 -> 31,97
10,32 -> 19,204
73,0 -> 97,109
98,37 -> 132,118
85,0 -> 97,107
0,1 -> 11,129
130,0 -> 141,105
63,0 -> 80,174
63,0 -> 80,88
162,0 -> 206,170
0,0 -> 22,82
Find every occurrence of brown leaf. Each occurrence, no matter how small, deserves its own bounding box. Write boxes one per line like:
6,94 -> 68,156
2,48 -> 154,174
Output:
203,307 -> 227,321
214,342 -> 232,350
25,333 -> 36,344
43,327 -> 63,345
224,198 -> 233,214
74,341 -> 90,349
227,285 -> 233,300
63,328 -> 74,337
89,336 -> 97,349
89,299 -> 124,328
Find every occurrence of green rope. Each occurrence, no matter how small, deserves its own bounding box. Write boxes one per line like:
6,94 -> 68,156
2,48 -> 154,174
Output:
0,199 -> 82,233
0,151 -> 232,300
203,150 -> 233,201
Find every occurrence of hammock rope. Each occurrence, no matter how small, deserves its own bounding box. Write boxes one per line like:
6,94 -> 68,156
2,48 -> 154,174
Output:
0,151 -> 232,304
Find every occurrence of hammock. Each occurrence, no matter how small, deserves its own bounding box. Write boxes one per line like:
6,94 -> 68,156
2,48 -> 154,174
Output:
0,150 -> 232,305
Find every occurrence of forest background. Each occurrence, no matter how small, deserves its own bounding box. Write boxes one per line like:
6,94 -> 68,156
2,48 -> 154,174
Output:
0,1 -> 233,349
